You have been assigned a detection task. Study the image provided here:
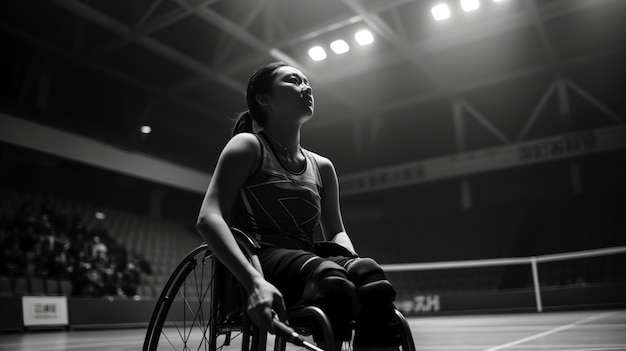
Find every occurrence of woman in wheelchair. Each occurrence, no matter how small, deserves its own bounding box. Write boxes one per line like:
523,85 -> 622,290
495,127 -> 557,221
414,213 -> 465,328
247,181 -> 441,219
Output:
196,62 -> 401,350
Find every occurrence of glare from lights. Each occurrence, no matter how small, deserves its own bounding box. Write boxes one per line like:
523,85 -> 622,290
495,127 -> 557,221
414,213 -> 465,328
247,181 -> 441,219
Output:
140,125 -> 152,134
308,46 -> 327,61
431,4 -> 451,21
355,30 -> 374,45
494,0 -> 507,2
95,212 -> 106,220
330,40 -> 350,54
461,0 -> 480,12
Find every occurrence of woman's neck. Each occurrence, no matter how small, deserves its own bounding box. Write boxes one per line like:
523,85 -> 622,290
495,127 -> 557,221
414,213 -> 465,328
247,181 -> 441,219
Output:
262,124 -> 301,156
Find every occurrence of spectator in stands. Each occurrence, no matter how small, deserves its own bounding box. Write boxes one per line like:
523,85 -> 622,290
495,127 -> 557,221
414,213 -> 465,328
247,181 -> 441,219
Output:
2,235 -> 23,276
120,261 -> 141,298
91,236 -> 108,260
13,202 -> 37,231
135,252 -> 153,275
196,62 -> 401,350
0,198 -> 147,298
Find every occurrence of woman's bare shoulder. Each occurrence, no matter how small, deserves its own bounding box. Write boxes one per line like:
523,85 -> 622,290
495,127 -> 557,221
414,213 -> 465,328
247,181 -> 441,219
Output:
216,133 -> 262,177
307,150 -> 336,176
222,132 -> 261,157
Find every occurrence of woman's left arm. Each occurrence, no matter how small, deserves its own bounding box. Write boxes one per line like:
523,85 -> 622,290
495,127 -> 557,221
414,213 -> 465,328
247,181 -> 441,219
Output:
316,155 -> 357,255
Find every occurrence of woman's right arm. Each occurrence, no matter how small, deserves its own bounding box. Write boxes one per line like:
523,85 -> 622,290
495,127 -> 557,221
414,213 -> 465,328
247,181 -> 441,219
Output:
196,133 -> 285,332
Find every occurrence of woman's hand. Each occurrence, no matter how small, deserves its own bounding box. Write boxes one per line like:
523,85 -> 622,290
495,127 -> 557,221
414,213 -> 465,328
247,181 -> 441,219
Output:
246,277 -> 287,334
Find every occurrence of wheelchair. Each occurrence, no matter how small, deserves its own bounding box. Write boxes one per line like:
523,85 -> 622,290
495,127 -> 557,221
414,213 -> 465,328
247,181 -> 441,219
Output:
143,228 -> 415,351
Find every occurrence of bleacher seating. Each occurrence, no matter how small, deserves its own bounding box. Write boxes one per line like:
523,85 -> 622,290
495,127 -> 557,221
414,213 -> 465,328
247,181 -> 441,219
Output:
0,188 -> 201,299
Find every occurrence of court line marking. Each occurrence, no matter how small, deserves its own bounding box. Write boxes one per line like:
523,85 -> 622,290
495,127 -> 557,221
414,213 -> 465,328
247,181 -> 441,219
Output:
414,345 -> 626,350
483,311 -> 617,351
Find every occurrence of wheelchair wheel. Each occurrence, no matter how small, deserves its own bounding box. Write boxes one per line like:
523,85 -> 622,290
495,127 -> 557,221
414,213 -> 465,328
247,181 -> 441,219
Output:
143,244 -> 260,351
394,309 -> 416,351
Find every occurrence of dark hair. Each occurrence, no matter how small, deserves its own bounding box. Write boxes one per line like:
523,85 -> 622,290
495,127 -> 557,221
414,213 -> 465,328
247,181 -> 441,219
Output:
232,62 -> 288,136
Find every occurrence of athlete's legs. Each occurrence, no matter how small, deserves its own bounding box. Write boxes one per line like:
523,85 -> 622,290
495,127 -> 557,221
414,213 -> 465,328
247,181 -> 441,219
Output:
325,256 -> 401,349
258,247 -> 355,342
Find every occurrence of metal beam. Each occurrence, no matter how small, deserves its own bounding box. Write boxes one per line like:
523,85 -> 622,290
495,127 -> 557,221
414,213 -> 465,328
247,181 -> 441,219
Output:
169,0 -> 302,68
309,46 -> 625,132
460,101 -> 512,145
135,0 -> 165,28
51,0 -> 244,94
566,79 -> 622,123
85,0 -> 215,59
517,82 -> 557,142
212,0 -> 267,65
526,0 -> 561,77
0,20 -> 225,121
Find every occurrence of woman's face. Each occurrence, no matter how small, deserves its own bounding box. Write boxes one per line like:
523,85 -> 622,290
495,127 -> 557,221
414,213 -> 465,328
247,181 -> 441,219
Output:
264,66 -> 313,122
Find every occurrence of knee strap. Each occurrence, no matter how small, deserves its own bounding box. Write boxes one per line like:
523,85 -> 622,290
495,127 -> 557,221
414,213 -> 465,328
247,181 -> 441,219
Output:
346,258 -> 396,303
302,260 -> 355,303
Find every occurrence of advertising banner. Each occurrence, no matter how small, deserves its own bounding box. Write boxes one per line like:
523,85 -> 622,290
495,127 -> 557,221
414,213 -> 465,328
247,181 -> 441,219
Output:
22,296 -> 69,327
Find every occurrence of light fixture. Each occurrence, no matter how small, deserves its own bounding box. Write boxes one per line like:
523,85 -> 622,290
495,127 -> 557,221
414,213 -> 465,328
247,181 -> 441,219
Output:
140,125 -> 152,134
461,0 -> 480,12
330,39 -> 350,54
95,212 -> 106,220
355,30 -> 374,45
308,46 -> 327,61
431,4 -> 451,21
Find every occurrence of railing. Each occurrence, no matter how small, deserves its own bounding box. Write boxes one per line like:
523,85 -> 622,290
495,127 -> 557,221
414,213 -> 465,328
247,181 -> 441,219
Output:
381,246 -> 626,312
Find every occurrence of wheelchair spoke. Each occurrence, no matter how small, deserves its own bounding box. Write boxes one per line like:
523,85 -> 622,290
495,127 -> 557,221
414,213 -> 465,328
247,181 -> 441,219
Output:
166,310 -> 187,347
163,255 -> 218,351
191,264 -> 215,344
182,266 -> 215,349
214,330 -> 242,351
177,265 -> 214,341
164,277 -> 197,348
195,257 -> 206,330
160,329 -> 178,351
191,261 -> 208,328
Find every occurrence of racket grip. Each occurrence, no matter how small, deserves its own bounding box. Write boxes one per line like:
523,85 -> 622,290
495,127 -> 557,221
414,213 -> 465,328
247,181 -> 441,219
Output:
272,317 -> 305,346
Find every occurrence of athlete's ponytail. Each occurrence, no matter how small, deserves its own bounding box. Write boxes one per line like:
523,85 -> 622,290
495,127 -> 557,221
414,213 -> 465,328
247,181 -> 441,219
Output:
232,110 -> 254,136
232,61 -> 288,136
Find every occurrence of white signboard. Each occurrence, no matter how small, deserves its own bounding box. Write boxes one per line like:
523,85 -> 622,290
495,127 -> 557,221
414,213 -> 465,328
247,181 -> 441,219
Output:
22,296 -> 69,327
396,294 -> 441,314
340,124 -> 626,196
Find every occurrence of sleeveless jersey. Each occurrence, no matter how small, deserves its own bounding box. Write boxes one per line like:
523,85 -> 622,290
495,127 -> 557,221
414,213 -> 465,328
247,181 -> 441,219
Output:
230,133 -> 323,250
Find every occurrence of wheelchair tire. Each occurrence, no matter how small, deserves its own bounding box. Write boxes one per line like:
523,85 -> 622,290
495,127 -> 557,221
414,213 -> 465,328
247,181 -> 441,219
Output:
143,244 -> 258,351
394,308 -> 416,351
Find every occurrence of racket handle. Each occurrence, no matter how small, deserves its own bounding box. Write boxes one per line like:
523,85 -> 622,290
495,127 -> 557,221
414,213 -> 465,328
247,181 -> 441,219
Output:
272,317 -> 305,346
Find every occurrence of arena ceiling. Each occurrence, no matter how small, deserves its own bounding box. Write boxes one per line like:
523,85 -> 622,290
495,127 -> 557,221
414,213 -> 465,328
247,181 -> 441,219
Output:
1,0 -> 625,176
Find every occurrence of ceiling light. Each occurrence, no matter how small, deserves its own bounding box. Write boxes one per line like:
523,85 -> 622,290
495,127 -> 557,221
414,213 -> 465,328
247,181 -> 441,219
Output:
355,30 -> 374,45
308,46 -> 327,61
330,40 -> 350,54
431,4 -> 451,21
461,0 -> 480,12
140,125 -> 152,134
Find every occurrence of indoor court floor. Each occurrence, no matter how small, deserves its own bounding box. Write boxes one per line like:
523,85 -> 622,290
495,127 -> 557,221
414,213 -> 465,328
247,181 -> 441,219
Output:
1,309 -> 624,351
